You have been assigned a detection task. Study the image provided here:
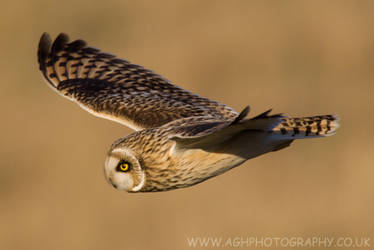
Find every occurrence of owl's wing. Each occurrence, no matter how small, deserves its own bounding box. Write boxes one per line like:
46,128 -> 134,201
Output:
38,33 -> 237,131
171,107 -> 339,152
170,107 -> 284,150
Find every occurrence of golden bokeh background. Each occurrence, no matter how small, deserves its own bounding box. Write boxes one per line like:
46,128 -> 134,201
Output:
1,1 -> 373,249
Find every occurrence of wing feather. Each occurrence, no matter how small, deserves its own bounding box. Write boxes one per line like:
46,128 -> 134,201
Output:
38,33 -> 237,130
170,108 -> 284,149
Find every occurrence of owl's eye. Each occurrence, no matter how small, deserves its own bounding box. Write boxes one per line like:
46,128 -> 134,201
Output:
116,160 -> 132,172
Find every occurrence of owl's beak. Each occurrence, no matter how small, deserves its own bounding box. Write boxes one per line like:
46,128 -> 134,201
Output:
108,177 -> 118,189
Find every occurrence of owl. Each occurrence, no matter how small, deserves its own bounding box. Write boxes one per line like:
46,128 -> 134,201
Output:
38,33 -> 339,192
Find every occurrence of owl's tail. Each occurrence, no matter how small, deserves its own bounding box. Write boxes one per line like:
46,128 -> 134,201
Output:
271,114 -> 340,139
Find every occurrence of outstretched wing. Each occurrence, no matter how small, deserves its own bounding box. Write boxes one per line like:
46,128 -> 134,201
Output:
38,33 -> 237,131
170,108 -> 284,150
170,107 -> 338,154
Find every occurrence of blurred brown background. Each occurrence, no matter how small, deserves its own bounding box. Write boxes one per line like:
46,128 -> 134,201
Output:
1,1 -> 373,249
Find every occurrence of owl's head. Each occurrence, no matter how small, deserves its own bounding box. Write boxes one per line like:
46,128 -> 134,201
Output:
104,147 -> 146,192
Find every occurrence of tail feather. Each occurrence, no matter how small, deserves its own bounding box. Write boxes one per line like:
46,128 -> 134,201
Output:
271,114 -> 339,139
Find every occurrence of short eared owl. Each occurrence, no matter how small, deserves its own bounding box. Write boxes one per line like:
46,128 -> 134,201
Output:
38,33 -> 339,192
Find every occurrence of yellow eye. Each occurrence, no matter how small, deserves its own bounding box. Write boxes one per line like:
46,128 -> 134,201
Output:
116,161 -> 131,172
120,163 -> 129,171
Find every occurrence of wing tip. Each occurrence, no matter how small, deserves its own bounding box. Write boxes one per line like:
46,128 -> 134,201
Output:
38,32 -> 71,70
69,39 -> 87,50
251,108 -> 285,120
231,105 -> 250,124
38,32 -> 52,71
38,32 -> 75,89
51,33 -> 70,56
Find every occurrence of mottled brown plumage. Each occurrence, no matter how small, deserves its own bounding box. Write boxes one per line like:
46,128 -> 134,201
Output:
38,33 -> 237,130
38,33 -> 339,192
